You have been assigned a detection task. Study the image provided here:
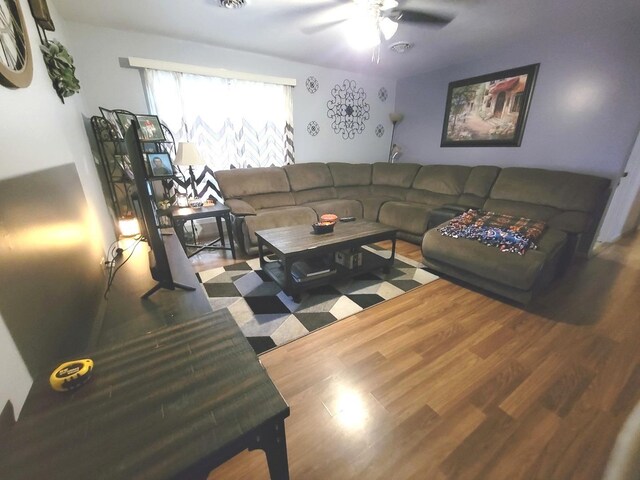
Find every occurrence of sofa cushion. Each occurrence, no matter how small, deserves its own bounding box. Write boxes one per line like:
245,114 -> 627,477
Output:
241,192 -> 296,210
293,187 -> 337,205
372,162 -> 421,188
302,199 -> 363,218
422,224 -> 568,291
359,196 -> 394,221
464,166 -> 501,197
490,167 -> 610,213
405,189 -> 459,206
483,198 -> 560,223
378,201 -> 433,235
412,165 -> 471,195
214,167 -> 290,198
284,163 -> 333,191
547,211 -> 592,233
243,206 -> 318,245
328,162 -> 372,186
335,185 -> 372,199
370,184 -> 409,200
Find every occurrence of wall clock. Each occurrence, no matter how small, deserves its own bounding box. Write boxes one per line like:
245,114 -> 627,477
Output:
0,0 -> 33,88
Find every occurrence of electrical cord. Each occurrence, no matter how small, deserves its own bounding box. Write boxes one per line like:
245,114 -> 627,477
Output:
103,235 -> 143,300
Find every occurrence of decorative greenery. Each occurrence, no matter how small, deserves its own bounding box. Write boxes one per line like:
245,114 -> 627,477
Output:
39,40 -> 80,103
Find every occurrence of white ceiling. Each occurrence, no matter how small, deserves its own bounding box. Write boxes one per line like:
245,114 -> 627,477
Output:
52,0 -> 640,79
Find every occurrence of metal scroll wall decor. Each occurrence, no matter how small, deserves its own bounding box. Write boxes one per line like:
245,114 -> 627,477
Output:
307,121 -> 320,136
305,76 -> 319,94
378,87 -> 388,102
375,124 -> 385,137
327,79 -> 370,140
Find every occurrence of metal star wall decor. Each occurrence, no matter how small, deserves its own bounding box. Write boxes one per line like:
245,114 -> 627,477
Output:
327,79 -> 370,140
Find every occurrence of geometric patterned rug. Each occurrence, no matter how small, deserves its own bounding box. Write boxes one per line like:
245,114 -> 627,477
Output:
197,246 -> 439,355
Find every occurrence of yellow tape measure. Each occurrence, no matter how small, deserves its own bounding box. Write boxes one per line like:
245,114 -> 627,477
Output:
49,359 -> 94,392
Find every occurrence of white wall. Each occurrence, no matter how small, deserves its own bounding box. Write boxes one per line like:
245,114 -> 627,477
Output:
63,22 -> 397,164
0,1 -> 113,419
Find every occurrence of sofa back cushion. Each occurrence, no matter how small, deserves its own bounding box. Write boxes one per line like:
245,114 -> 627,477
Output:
411,165 -> 471,195
489,168 -> 610,213
335,185 -> 372,199
484,167 -> 610,234
244,192 -> 296,210
369,185 -> 410,200
372,162 -> 421,188
284,163 -> 333,191
458,165 -> 501,206
214,167 -> 290,199
328,162 -> 372,186
293,187 -> 337,205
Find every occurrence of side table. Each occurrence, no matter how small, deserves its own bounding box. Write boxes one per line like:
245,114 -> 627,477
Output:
167,204 -> 236,259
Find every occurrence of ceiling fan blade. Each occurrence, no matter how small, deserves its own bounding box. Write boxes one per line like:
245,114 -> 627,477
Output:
301,18 -> 348,35
391,8 -> 453,26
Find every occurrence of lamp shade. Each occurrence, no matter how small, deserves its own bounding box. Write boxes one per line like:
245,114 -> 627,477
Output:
389,112 -> 404,124
174,142 -> 205,166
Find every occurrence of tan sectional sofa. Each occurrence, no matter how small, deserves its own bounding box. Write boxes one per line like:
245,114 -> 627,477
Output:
214,162 -> 610,303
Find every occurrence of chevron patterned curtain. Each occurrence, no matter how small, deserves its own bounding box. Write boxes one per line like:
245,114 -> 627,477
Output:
144,68 -> 295,200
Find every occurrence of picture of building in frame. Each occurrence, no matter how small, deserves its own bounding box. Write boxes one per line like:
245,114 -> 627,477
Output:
441,63 -> 539,147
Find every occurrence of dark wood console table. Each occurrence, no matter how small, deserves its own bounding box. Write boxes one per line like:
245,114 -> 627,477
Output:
0,233 -> 289,479
0,312 -> 290,480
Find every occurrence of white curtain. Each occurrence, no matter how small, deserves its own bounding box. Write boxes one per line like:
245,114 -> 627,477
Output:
144,69 -> 295,197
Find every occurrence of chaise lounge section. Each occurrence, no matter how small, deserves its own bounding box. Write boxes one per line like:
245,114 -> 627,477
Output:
421,167 -> 611,303
214,162 -> 610,303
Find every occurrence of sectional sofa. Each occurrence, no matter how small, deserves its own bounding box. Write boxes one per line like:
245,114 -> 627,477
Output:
214,162 -> 610,303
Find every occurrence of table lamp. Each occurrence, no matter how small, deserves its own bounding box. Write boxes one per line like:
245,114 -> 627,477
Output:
174,142 -> 205,201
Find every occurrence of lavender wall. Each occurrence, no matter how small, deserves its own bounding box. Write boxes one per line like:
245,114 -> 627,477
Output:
394,26 -> 640,180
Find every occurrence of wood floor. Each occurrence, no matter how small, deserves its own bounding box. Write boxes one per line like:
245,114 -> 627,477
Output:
193,232 -> 640,480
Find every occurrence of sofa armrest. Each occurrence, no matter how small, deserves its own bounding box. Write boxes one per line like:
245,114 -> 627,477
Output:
225,199 -> 256,216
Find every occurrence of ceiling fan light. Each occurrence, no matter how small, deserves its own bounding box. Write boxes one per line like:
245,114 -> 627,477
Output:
219,0 -> 245,9
379,17 -> 398,40
347,18 -> 381,50
380,0 -> 399,11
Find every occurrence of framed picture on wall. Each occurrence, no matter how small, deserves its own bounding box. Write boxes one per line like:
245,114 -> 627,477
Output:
145,152 -> 173,178
441,63 -> 539,147
136,114 -> 165,142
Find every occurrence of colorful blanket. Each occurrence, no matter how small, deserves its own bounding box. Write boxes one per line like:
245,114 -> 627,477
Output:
439,210 -> 546,255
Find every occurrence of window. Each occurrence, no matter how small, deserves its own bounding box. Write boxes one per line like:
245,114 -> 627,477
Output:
144,68 -> 295,198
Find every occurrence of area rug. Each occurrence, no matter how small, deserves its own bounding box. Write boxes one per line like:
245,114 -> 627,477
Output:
196,246 -> 439,354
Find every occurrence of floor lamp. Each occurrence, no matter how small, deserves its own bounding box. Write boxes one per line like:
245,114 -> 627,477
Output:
388,112 -> 404,163
174,142 -> 205,205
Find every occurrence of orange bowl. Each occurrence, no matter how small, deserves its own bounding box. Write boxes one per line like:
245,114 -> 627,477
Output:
320,213 -> 338,223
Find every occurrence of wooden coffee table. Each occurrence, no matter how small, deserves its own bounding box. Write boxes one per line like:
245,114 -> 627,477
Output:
255,220 -> 397,301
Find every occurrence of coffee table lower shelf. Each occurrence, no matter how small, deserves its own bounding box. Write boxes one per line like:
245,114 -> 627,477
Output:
261,248 -> 393,302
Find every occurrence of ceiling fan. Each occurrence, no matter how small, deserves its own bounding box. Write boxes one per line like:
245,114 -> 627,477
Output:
303,0 -> 453,50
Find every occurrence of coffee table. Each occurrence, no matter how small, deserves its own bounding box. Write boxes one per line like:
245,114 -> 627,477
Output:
256,220 -> 397,301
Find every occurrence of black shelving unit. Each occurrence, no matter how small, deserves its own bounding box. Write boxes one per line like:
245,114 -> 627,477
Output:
91,110 -> 180,231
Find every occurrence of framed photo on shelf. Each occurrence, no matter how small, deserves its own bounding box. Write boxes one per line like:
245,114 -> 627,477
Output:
145,152 -> 174,178
99,107 -> 123,139
136,114 -> 165,142
116,111 -> 137,137
441,63 -> 539,147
